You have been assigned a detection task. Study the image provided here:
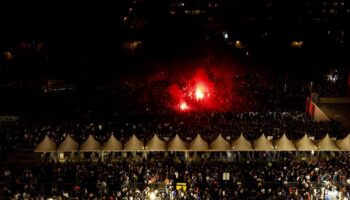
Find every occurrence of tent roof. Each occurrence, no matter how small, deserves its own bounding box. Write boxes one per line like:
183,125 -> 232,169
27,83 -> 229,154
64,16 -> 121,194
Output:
145,134 -> 166,151
317,134 -> 340,151
35,135 -> 57,152
80,134 -> 101,151
232,134 -> 253,151
336,134 -> 350,151
57,135 -> 79,152
189,134 -> 209,151
123,134 -> 144,151
274,134 -> 297,151
253,134 -> 275,151
210,134 -> 231,151
296,134 -> 318,151
167,134 -> 188,151
102,135 -> 122,151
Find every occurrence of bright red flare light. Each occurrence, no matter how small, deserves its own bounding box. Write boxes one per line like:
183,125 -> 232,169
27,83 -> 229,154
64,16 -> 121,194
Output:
195,87 -> 204,100
179,102 -> 189,111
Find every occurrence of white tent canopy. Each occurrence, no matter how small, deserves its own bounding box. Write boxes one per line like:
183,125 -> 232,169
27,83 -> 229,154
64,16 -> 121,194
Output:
123,134 -> 144,151
317,134 -> 340,151
80,134 -> 101,152
102,135 -> 122,151
167,134 -> 188,151
189,134 -> 209,151
336,134 -> 350,151
274,134 -> 297,151
145,134 -> 166,151
232,134 -> 253,151
57,135 -> 79,152
35,135 -> 57,152
253,134 -> 274,151
295,134 -> 318,151
210,134 -> 231,151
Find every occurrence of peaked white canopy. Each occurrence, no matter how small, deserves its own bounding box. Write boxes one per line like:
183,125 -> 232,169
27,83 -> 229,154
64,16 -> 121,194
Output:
123,134 -> 144,151
210,134 -> 231,151
189,134 -> 209,151
35,135 -> 57,152
232,134 -> 253,151
253,134 -> 274,151
317,134 -> 340,151
295,134 -> 318,151
57,135 -> 79,152
167,134 -> 188,151
145,134 -> 166,151
274,134 -> 297,151
80,134 -> 101,152
336,134 -> 350,151
102,135 -> 122,151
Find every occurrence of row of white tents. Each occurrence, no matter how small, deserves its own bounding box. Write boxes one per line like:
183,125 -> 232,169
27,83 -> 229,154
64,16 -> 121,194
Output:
35,133 -> 350,152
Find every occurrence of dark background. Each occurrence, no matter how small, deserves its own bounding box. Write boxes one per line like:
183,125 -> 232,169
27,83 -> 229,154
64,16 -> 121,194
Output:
0,0 -> 349,82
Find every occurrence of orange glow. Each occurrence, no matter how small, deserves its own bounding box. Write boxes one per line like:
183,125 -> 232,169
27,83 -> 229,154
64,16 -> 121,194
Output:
180,102 -> 189,110
195,86 -> 205,100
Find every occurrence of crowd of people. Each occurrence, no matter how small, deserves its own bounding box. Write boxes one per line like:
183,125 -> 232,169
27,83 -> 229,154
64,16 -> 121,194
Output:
0,111 -> 344,156
2,153 -> 350,199
0,69 -> 349,199
0,69 -> 346,120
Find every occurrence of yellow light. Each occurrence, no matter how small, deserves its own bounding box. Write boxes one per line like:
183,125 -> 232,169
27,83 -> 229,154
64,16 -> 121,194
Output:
234,40 -> 243,49
291,41 -> 303,48
179,102 -> 189,111
195,87 -> 204,100
149,192 -> 156,200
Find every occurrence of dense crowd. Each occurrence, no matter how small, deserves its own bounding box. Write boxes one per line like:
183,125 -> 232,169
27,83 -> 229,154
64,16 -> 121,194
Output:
0,71 -> 347,126
0,70 -> 348,199
2,153 -> 350,199
0,70 -> 346,119
0,111 -> 345,156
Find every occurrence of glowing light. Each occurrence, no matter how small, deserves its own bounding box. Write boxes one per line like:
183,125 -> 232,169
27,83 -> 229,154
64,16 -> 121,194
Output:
149,192 -> 156,200
195,87 -> 204,100
224,33 -> 229,39
235,40 -> 244,49
223,32 -> 229,40
180,102 -> 189,111
290,41 -> 303,48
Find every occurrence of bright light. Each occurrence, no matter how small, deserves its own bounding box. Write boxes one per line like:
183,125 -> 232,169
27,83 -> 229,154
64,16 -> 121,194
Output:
224,33 -> 228,39
223,32 -> 229,40
149,192 -> 156,200
327,74 -> 339,82
179,102 -> 189,111
235,40 -> 244,49
291,40 -> 303,48
195,87 -> 204,100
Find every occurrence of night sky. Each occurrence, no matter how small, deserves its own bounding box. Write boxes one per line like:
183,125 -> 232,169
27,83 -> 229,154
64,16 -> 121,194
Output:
0,0 -> 349,79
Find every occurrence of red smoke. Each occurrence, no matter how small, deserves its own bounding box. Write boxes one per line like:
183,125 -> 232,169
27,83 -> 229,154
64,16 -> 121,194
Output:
168,83 -> 183,103
168,68 -> 222,111
165,64 -> 247,112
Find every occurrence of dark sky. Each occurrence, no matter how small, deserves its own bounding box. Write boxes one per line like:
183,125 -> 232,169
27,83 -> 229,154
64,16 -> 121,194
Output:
0,0 -> 349,79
